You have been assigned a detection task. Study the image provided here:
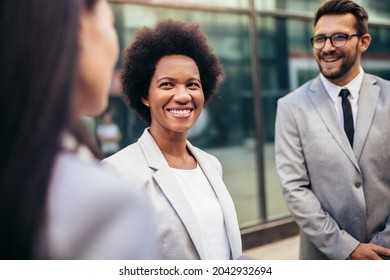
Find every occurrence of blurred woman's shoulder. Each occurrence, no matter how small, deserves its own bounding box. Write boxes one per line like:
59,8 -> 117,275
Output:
36,149 -> 157,259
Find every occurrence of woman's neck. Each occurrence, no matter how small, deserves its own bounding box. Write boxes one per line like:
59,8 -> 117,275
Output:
149,127 -> 187,155
148,127 -> 195,169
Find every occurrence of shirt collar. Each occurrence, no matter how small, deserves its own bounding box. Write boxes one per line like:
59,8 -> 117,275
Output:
320,66 -> 364,103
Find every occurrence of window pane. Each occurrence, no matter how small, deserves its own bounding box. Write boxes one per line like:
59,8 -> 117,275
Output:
258,17 -> 315,220
255,0 -> 390,24
145,0 -> 249,8
255,0 -> 323,14
363,27 -> 390,80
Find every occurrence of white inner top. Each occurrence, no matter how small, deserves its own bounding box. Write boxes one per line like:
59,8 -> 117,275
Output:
170,164 -> 230,259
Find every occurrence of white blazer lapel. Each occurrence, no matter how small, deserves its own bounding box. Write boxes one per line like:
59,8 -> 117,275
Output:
152,168 -> 205,259
188,143 -> 242,259
138,129 -> 205,259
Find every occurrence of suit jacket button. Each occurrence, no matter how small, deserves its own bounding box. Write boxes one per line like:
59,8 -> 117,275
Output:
355,182 -> 362,188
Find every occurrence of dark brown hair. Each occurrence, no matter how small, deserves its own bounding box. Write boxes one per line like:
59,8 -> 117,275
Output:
314,0 -> 369,34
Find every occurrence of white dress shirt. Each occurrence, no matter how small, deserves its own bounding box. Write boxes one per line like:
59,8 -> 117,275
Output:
320,67 -> 364,128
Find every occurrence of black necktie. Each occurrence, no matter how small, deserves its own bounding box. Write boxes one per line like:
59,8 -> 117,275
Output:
339,89 -> 354,147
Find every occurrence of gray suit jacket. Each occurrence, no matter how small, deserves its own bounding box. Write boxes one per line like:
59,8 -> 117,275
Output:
103,129 -> 242,260
275,73 -> 390,259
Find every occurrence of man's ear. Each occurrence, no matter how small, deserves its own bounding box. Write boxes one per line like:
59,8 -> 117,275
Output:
359,33 -> 371,53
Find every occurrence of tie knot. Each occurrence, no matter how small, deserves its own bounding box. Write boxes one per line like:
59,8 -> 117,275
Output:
339,89 -> 350,99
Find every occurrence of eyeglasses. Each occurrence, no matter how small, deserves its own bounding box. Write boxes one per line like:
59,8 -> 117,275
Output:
310,33 -> 362,49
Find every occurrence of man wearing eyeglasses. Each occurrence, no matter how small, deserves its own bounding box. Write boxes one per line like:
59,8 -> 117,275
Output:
275,0 -> 390,260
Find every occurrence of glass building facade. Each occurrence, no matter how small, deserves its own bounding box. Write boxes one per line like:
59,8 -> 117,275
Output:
98,0 -> 390,248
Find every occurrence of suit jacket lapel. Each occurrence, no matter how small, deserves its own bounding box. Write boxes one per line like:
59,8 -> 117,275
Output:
138,129 -> 205,259
354,74 -> 380,161
309,77 -> 359,169
187,143 -> 241,259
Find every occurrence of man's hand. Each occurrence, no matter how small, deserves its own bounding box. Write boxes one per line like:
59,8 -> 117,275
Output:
350,243 -> 390,260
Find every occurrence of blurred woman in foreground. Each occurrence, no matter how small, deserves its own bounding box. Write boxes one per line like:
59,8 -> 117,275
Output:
0,0 -> 156,259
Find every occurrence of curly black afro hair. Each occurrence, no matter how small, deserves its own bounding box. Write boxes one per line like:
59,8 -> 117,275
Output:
121,18 -> 224,124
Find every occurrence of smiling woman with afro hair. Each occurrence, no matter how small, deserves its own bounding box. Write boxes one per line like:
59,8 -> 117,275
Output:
121,18 -> 224,124
104,19 -> 242,260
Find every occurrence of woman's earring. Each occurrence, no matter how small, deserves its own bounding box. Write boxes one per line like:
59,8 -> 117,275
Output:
141,97 -> 149,107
